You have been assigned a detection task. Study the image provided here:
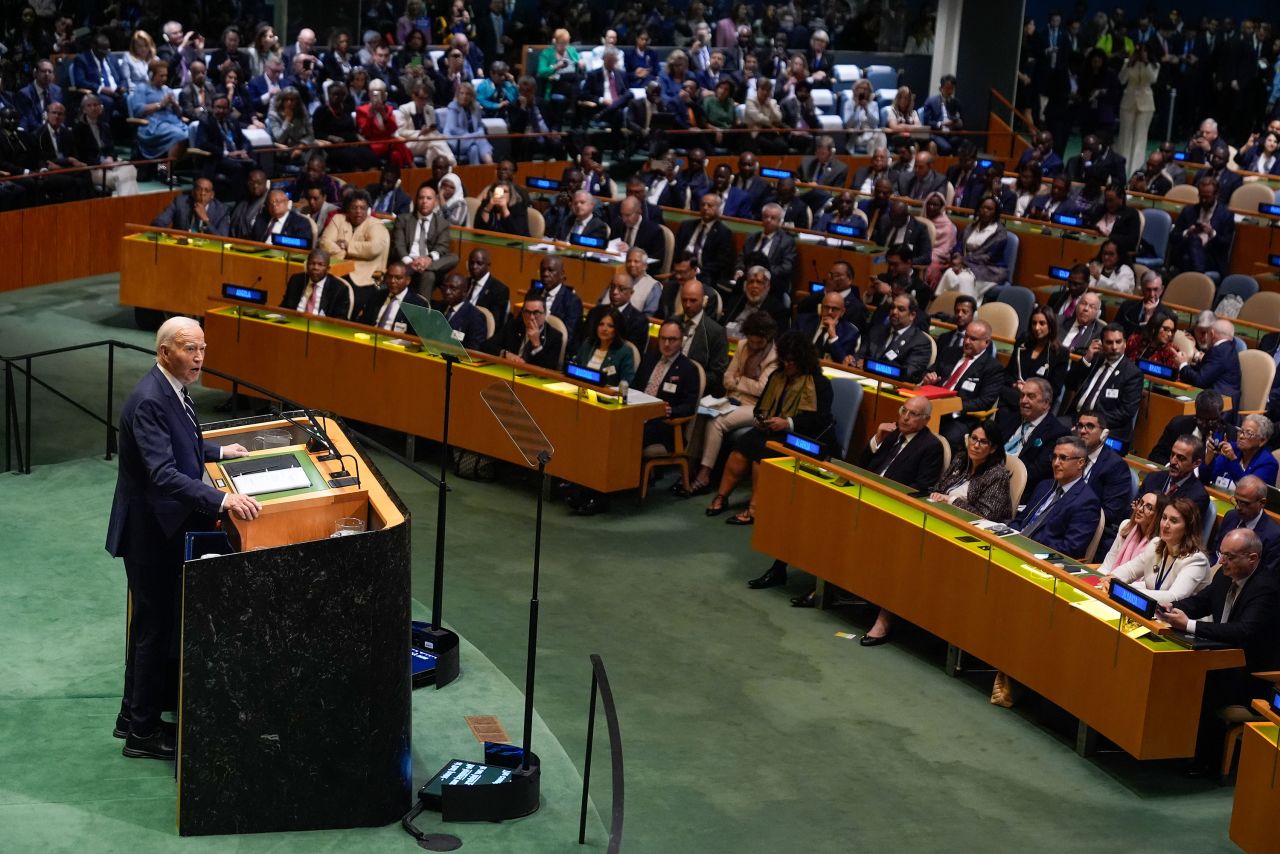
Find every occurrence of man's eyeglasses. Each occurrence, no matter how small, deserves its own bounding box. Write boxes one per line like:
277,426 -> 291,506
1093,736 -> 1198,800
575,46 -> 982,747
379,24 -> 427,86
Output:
658,335 -> 682,343
1073,421 -> 1101,430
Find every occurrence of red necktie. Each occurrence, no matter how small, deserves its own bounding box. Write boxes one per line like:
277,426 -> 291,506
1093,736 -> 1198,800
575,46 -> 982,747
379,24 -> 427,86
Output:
306,285 -> 318,314
943,357 -> 971,389
608,73 -> 618,102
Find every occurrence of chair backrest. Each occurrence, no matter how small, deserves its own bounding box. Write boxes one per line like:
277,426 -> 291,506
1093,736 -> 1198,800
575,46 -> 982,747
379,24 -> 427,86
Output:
1083,509 -> 1106,562
1202,496 -> 1217,546
834,64 -> 860,83
1217,274 -> 1260,306
1164,271 -> 1216,310
914,215 -> 936,245
924,330 -> 938,367
1005,454 -> 1028,509
659,224 -> 675,274
1230,181 -> 1276,211
1000,232 -> 1019,285
928,289 -> 960,318
1133,262 -> 1152,283
866,65 -> 897,90
1135,207 -> 1171,263
475,305 -> 495,341
827,375 -> 865,460
1238,291 -> 1280,326
1135,206 -> 1146,244
976,301 -> 1019,340
337,279 -> 356,320
1164,184 -> 1200,204
1238,349 -> 1277,413
996,286 -> 1036,337
464,196 -> 482,228
623,339 -> 641,374
810,88 -> 835,111
1127,465 -> 1139,502
936,432 -> 951,473
526,206 -> 546,239
543,315 -> 569,368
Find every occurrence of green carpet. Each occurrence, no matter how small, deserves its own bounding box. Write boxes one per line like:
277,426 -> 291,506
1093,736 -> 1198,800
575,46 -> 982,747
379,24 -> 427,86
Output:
0,277 -> 1243,852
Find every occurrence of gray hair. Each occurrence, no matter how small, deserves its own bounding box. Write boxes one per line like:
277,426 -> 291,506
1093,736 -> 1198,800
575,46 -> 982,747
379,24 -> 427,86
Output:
816,135 -> 836,151
762,202 -> 783,217
155,317 -> 201,354
1055,435 -> 1087,457
1139,268 -> 1161,287
1194,309 -> 1216,329
1243,414 -> 1275,443
1211,318 -> 1236,340
745,265 -> 772,282
603,46 -> 621,61
1023,376 -> 1052,401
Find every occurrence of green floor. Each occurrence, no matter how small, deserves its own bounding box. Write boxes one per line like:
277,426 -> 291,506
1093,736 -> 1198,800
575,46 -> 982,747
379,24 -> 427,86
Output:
1,277 -> 1241,852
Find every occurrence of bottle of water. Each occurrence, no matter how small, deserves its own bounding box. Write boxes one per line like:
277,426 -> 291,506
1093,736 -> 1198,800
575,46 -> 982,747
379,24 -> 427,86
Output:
617,379 -> 629,406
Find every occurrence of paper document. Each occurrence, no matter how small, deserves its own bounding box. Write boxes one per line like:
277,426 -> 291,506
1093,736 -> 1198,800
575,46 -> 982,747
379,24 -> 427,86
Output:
231,467 -> 311,496
527,242 -> 559,253
699,395 -> 736,416
1072,597 -> 1121,622
972,519 -> 1018,537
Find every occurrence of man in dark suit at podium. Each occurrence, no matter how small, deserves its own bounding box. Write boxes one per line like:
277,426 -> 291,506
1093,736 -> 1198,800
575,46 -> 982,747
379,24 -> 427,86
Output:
106,318 -> 261,760
1011,435 -> 1103,559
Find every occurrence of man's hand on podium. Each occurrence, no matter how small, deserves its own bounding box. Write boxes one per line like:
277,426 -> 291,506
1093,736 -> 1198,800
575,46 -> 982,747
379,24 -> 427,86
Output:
224,493 -> 263,521
222,443 -> 251,458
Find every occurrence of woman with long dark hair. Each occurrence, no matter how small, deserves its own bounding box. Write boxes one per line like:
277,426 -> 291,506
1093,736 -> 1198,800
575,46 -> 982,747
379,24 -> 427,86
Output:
999,307 -> 1067,412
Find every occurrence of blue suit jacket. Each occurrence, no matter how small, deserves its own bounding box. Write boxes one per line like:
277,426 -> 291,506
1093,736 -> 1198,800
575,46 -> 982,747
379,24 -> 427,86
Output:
1012,479 -> 1103,560
1018,146 -> 1064,177
1212,510 -> 1280,577
15,82 -> 63,130
440,299 -> 490,350
546,286 -> 585,353
722,186 -> 755,220
1140,470 -> 1211,529
795,313 -> 859,363
70,52 -> 127,95
106,366 -> 226,560
255,210 -> 314,244
919,94 -> 962,130
1180,340 -> 1241,405
1084,446 -> 1133,551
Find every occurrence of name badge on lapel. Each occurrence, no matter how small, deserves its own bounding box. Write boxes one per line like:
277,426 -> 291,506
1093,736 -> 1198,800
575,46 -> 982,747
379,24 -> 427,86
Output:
662,381 -> 677,394
885,350 -> 899,361
961,379 -> 977,392
1105,388 -> 1119,399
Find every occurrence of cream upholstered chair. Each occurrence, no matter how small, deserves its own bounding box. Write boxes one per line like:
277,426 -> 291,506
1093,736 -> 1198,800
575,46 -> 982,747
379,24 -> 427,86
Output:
1238,292 -> 1280,327
475,305 -> 495,341
543,315 -> 569,368
1083,509 -> 1106,562
1230,181 -> 1276,211
527,206 -> 546,239
976,302 -> 1019,340
1004,454 -> 1028,509
1238,350 -> 1277,413
640,361 -> 705,499
1164,183 -> 1199,205
464,196 -> 482,227
1163,272 -> 1215,310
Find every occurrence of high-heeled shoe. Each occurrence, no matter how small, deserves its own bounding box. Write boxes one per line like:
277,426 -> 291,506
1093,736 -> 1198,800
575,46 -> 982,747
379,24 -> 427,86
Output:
706,494 -> 729,517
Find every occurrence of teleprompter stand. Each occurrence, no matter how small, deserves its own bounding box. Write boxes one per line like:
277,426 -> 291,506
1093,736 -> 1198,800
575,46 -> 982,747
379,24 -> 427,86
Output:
403,382 -> 554,835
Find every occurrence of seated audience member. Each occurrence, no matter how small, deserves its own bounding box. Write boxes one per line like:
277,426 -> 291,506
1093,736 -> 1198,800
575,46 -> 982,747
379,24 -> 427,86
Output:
587,270 -> 650,356
778,80 -> 822,153
1090,188 -> 1141,257
707,331 -> 833,525
442,82 -> 494,164
508,75 -> 565,161
394,82 -> 455,167
1046,262 -> 1090,325
553,190 -> 610,242
1018,130 -> 1064,178
572,304 -> 637,388
193,94 -> 255,189
673,279 -> 730,396
633,319 -> 702,446
934,296 -> 975,365
959,196 -> 1010,299
1238,130 -> 1280,175
1211,476 -> 1280,576
71,35 -> 126,123
300,186 -> 339,233
1011,436 -> 1104,559
674,193 -> 737,296
476,61 -> 517,116
1059,291 -> 1105,354
313,83 -> 380,173
853,294 -> 932,383
1074,409 -> 1137,551
896,151 -> 947,201
1098,491 -> 1166,574
1203,144 -> 1242,205
855,420 -> 1012,637
151,178 -> 230,235
264,87 -> 314,166
1088,240 -> 1135,293
357,80 -> 413,168
867,247 -> 932,331
229,170 -> 269,239
1169,176 -> 1234,275
1142,435 -> 1211,523
437,173 -> 467,225
485,294 -> 564,369
1025,175 -> 1079,222
610,197 -> 665,272
843,79 -> 886,155
73,94 -> 139,197
722,267 -> 790,336
935,252 -> 976,298
433,272 -> 490,349
1128,151 -> 1175,196
609,176 -> 665,227
1202,415 -> 1278,492
464,248 -> 510,323
997,376 -> 1071,498
1127,313 -> 1180,368
678,313 -> 779,499
814,190 -> 868,234
254,188 -> 313,244
795,290 -> 859,365
918,319 -> 1004,447
282,249 -> 352,319
392,184 -> 458,294
612,248 -> 661,316
730,151 -> 773,219
797,261 -> 867,330
798,135 -> 849,187
773,178 -> 811,231
367,165 -> 412,216
744,78 -> 787,155
1164,529 -> 1280,774
1177,318 -> 1242,406
1117,270 -> 1175,337
31,101 -> 91,200
320,190 -> 391,289
1064,323 -> 1143,441
1102,498 -> 1210,603
126,60 -> 189,179
871,202 -> 932,266
1149,391 -> 1236,466
293,152 -> 344,205
750,392 -> 942,595
534,255 -> 585,353
358,261 -> 431,335
474,180 -> 530,236
858,178 -> 894,235
733,203 -> 797,301
1000,307 -> 1068,411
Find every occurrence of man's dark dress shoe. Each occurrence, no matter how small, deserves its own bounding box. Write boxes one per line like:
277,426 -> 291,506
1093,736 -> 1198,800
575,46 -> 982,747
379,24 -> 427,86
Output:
123,728 -> 176,760
748,566 -> 787,589
570,497 -> 610,516
790,590 -> 817,608
115,716 -> 175,740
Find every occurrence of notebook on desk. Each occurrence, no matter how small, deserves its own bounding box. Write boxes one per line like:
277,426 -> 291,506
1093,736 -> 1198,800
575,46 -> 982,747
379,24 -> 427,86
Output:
224,454 -> 311,496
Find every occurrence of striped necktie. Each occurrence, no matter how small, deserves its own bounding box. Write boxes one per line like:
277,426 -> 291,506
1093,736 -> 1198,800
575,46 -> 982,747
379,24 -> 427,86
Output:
1022,487 -> 1065,538
181,387 -> 199,432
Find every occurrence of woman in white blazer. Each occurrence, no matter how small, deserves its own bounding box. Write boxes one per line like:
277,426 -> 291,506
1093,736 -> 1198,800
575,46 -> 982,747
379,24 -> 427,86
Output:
1102,497 -> 1210,604
1115,44 -> 1160,179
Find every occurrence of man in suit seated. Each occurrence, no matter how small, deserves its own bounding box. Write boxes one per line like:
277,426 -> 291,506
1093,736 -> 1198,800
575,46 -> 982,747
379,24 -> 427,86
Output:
1058,292 -> 1105,355
797,135 -> 849,188
866,246 -> 933,331
1011,436 -> 1104,559
721,266 -> 790,338
796,260 -> 868,330
933,296 -> 975,365
1017,130 -> 1064,178
870,202 -> 932,266
919,319 -> 1005,447
998,376 -> 1071,500
580,46 -> 633,133
919,75 -> 964,155
434,272 -> 490,349
1074,409 -> 1134,554
151,178 -> 230,235
464,248 -> 510,324
1149,390 -> 1236,466
72,35 -> 126,126
587,269 -> 651,356
553,189 -> 611,243
246,56 -> 287,119
531,254 -> 585,353
1202,145 -> 1242,205
1177,317 -> 1242,406
1169,176 -> 1235,275
634,319 -> 702,450
358,261 -> 431,335
853,293 -> 932,383
851,146 -> 891,195
15,59 -> 62,132
1127,151 -> 1175,197
609,196 -> 664,274
281,249 -> 351,319
674,193 -> 737,296
1045,263 -> 1090,327
229,169 -> 270,240
391,184 -> 458,296
773,178 -> 811,230
30,102 -> 92,200
193,95 -> 255,191
795,290 -> 859,365
674,279 -> 730,397
253,189 -> 313,244
731,203 -> 797,302
895,151 -> 948,201
1141,434 -> 1211,523
610,176 -> 665,226
482,292 -> 563,369
815,190 -> 866,235
1115,270 -> 1175,336
1065,323 -> 1144,442
1163,529 -> 1280,774
366,165 -> 412,216
1210,476 -> 1280,576
730,151 -> 773,220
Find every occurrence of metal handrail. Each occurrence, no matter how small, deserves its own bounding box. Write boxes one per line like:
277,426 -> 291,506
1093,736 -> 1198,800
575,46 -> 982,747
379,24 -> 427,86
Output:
579,653 -> 625,853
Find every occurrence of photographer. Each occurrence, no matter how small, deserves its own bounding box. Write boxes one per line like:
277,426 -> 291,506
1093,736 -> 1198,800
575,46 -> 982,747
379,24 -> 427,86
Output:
1149,390 -> 1237,466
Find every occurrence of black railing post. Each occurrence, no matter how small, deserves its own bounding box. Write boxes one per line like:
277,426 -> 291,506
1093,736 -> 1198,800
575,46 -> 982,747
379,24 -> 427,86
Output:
23,356 -> 33,474
578,668 -> 599,845
105,342 -> 115,460
3,360 -> 12,474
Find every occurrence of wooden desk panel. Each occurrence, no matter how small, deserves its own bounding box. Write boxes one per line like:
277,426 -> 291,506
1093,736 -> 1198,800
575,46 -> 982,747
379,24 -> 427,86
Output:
1230,723 -> 1280,854
751,459 -> 1244,759
201,310 -> 664,492
1231,221 -> 1280,279
1132,389 -> 1202,459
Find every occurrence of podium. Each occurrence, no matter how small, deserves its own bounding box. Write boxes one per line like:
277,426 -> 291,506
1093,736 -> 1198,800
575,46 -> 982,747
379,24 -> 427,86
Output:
176,412 -> 412,836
